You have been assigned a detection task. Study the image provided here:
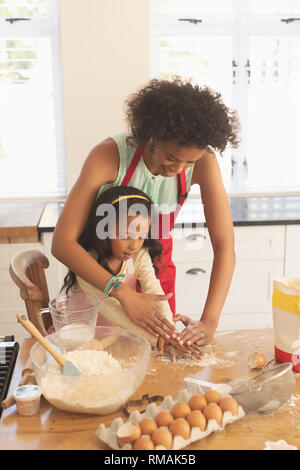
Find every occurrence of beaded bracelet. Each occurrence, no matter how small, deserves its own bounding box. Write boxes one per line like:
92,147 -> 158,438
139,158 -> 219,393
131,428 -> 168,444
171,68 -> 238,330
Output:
104,273 -> 126,298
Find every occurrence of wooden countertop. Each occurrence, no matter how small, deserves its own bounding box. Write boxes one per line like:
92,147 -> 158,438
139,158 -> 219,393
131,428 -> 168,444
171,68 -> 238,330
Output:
0,201 -> 45,243
0,329 -> 300,450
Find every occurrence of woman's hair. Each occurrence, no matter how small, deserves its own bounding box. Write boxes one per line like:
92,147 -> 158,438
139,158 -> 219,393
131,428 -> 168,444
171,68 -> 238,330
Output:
125,76 -> 240,154
61,186 -> 164,294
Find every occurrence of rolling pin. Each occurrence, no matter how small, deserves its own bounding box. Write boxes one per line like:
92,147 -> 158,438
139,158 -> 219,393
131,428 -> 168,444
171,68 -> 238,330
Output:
1,357 -> 37,410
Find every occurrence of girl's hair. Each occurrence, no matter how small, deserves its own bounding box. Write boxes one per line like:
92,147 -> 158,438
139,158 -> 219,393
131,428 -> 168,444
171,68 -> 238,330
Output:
61,186 -> 164,294
125,76 -> 240,154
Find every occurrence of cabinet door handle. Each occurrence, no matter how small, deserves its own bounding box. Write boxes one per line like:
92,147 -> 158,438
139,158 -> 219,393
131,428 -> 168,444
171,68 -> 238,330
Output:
185,233 -> 206,241
186,268 -> 206,275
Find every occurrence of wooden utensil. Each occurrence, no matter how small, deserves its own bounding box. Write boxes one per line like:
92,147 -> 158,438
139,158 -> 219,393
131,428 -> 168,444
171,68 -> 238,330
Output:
17,314 -> 81,376
1,374 -> 36,409
21,357 -> 33,378
1,357 -> 36,409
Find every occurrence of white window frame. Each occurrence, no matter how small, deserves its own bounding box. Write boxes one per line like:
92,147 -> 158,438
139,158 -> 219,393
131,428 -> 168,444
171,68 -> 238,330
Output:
0,0 -> 66,199
150,0 -> 300,197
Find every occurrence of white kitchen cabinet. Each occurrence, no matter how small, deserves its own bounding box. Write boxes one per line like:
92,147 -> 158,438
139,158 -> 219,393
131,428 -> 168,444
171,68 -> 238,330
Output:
172,225 -> 285,330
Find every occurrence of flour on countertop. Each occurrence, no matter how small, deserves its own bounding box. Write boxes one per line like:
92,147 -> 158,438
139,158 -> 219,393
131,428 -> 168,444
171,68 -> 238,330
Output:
225,351 -> 239,357
284,394 -> 300,408
264,439 -> 298,450
263,394 -> 300,428
273,393 -> 300,411
152,345 -> 233,368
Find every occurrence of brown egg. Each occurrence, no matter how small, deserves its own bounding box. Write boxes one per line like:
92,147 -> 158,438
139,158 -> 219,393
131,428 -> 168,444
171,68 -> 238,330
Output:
219,397 -> 239,415
117,422 -> 141,447
203,403 -> 223,425
171,401 -> 191,419
248,352 -> 267,369
133,437 -> 155,450
186,410 -> 207,431
139,417 -> 158,436
169,418 -> 191,440
155,411 -> 174,427
152,427 -> 173,449
204,389 -> 222,404
188,395 -> 207,411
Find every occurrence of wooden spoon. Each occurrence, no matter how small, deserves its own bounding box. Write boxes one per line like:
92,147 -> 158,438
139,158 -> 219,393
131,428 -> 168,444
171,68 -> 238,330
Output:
17,314 -> 80,376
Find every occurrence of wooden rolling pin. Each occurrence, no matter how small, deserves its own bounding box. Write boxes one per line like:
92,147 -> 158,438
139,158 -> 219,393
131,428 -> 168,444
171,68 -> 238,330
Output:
1,357 -> 37,410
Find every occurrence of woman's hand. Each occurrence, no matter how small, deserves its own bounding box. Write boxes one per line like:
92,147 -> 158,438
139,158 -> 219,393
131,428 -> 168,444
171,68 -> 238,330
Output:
174,314 -> 216,347
115,285 -> 177,340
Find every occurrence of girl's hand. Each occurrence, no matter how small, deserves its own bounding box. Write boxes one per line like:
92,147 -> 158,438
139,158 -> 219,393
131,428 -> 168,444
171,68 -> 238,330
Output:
164,344 -> 182,363
115,286 -> 177,340
174,314 -> 215,347
157,336 -> 204,362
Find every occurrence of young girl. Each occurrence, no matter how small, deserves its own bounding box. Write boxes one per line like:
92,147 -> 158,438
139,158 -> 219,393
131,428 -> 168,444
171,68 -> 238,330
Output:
61,185 -> 200,361
53,77 -> 240,351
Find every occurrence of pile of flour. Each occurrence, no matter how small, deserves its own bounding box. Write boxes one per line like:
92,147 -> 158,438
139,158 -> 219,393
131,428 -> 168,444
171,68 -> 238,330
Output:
152,345 -> 233,368
40,349 -> 136,415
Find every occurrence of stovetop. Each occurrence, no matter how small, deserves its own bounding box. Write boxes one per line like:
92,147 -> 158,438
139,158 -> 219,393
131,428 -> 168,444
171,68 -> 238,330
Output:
0,336 -> 19,418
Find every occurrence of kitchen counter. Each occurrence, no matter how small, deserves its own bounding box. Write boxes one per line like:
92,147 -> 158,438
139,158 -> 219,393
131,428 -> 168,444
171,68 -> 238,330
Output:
1,329 -> 299,450
1,196 -> 299,241
38,196 -> 300,233
0,200 -> 45,243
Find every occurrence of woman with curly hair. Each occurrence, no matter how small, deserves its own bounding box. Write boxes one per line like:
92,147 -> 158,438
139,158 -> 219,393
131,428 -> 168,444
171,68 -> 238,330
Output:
52,77 -> 240,356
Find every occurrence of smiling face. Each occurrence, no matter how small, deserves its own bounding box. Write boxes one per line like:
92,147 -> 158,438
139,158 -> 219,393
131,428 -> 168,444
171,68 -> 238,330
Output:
143,140 -> 206,177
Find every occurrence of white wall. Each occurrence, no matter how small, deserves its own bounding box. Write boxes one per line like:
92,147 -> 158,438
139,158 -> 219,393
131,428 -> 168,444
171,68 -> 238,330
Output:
59,0 -> 150,191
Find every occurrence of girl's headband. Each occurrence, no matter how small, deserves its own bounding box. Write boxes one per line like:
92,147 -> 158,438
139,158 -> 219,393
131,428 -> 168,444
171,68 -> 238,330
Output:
111,195 -> 150,205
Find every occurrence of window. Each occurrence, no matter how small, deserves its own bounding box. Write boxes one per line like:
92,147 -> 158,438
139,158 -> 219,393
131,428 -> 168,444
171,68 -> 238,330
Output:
0,0 -> 66,197
150,0 -> 300,194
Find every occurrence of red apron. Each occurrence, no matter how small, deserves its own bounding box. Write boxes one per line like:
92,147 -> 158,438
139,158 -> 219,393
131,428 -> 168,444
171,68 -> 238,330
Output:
121,147 -> 188,317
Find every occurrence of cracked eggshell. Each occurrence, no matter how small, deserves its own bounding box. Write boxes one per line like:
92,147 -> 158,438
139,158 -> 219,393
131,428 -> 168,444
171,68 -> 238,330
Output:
95,384 -> 246,450
248,352 -> 267,369
116,421 -> 141,447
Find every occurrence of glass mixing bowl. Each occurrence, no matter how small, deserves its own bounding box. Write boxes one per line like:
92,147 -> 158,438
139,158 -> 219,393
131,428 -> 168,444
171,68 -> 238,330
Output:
30,325 -> 151,415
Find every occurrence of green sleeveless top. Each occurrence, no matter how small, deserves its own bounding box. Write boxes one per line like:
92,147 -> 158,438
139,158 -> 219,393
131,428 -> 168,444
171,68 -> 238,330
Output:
97,134 -> 194,214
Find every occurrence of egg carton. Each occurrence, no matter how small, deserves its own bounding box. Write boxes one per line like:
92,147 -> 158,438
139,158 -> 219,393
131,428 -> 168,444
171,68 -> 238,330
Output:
95,384 -> 245,450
